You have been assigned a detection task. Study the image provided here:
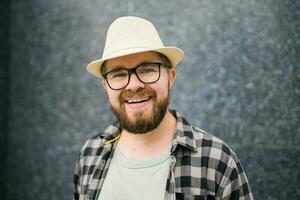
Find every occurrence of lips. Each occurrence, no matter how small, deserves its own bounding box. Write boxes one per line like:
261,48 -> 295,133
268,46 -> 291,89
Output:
123,96 -> 152,111
119,86 -> 156,110
125,97 -> 150,104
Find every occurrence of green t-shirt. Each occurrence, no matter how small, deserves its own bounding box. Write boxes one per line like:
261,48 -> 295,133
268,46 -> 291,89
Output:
98,144 -> 171,200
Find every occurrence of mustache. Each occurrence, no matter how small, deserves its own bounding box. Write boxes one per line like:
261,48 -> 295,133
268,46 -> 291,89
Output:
119,86 -> 157,102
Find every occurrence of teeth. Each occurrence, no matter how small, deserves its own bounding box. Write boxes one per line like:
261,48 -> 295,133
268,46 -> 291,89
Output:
127,98 -> 149,103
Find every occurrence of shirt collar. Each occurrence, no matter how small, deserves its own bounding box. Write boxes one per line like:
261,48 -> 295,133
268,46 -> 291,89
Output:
172,110 -> 198,152
100,110 -> 198,152
99,121 -> 121,145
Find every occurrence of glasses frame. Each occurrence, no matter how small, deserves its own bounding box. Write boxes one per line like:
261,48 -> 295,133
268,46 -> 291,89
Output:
102,62 -> 164,90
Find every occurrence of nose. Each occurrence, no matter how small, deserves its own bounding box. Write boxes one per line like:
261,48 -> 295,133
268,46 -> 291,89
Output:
125,73 -> 145,91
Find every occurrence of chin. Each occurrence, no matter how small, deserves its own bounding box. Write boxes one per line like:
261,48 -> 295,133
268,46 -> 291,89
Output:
126,108 -> 153,121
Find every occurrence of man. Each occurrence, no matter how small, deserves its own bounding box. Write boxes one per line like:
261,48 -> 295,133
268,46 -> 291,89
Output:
74,16 -> 253,200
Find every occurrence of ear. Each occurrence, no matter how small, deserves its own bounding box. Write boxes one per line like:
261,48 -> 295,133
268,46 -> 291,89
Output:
168,68 -> 176,88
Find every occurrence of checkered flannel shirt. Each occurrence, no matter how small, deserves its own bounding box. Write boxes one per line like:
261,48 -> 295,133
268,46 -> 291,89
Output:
73,110 -> 253,200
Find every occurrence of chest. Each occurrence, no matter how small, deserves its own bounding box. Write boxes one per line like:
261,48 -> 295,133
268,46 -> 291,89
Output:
82,147 -> 219,199
98,148 -> 171,200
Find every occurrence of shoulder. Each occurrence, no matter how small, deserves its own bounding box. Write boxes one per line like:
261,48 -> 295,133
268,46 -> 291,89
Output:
173,110 -> 238,167
192,126 -> 238,166
79,133 -> 104,156
192,127 -> 252,198
172,113 -> 253,198
193,126 -> 234,154
78,123 -> 120,159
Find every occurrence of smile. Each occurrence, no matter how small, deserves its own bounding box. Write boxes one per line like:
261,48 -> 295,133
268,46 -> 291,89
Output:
125,97 -> 150,104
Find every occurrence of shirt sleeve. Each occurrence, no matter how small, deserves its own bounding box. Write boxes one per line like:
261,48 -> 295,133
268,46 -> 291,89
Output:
219,154 -> 254,200
73,152 -> 82,200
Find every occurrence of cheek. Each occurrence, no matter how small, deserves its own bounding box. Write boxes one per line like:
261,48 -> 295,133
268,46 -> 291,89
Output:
161,74 -> 171,89
159,71 -> 172,88
106,90 -> 121,106
154,80 -> 170,97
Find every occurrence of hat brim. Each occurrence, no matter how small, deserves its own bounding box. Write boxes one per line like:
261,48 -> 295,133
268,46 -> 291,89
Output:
86,47 -> 184,78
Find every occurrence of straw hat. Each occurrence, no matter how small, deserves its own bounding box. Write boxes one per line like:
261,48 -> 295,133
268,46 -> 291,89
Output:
87,16 -> 184,77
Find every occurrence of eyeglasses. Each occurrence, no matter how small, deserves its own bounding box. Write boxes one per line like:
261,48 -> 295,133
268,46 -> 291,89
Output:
102,62 -> 164,90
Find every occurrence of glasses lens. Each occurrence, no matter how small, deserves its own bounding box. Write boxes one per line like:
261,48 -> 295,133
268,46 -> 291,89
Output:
137,63 -> 160,83
106,69 -> 129,89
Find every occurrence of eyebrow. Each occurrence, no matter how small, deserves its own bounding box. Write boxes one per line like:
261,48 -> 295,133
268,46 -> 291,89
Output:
107,61 -> 162,72
108,66 -> 127,71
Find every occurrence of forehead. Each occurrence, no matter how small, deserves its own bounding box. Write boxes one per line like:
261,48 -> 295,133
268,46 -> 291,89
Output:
105,51 -> 161,69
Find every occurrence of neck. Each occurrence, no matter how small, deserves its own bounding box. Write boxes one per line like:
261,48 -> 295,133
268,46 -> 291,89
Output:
118,110 -> 177,159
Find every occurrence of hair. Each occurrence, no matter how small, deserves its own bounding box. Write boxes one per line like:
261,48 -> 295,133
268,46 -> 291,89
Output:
100,51 -> 172,76
156,52 -> 172,68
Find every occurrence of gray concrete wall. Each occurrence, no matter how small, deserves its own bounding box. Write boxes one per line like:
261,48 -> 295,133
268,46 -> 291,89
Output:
3,0 -> 300,199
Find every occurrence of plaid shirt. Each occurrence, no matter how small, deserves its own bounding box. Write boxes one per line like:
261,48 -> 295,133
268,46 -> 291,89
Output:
73,110 -> 253,200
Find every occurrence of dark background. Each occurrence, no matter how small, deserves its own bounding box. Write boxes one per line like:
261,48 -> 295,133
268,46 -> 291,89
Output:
1,0 -> 299,199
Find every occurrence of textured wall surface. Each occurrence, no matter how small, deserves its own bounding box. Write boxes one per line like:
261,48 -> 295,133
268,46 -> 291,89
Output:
4,0 -> 300,199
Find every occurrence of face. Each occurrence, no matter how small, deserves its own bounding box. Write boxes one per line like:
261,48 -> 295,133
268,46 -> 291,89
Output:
103,51 -> 176,134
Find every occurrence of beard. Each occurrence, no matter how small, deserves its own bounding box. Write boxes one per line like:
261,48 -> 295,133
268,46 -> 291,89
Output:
110,86 -> 170,134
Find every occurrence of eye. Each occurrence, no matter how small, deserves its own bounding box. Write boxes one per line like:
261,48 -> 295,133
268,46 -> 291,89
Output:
108,70 -> 128,79
139,64 -> 159,74
142,67 -> 155,73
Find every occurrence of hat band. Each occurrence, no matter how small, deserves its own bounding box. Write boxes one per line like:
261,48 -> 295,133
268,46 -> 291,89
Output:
103,46 -> 161,60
